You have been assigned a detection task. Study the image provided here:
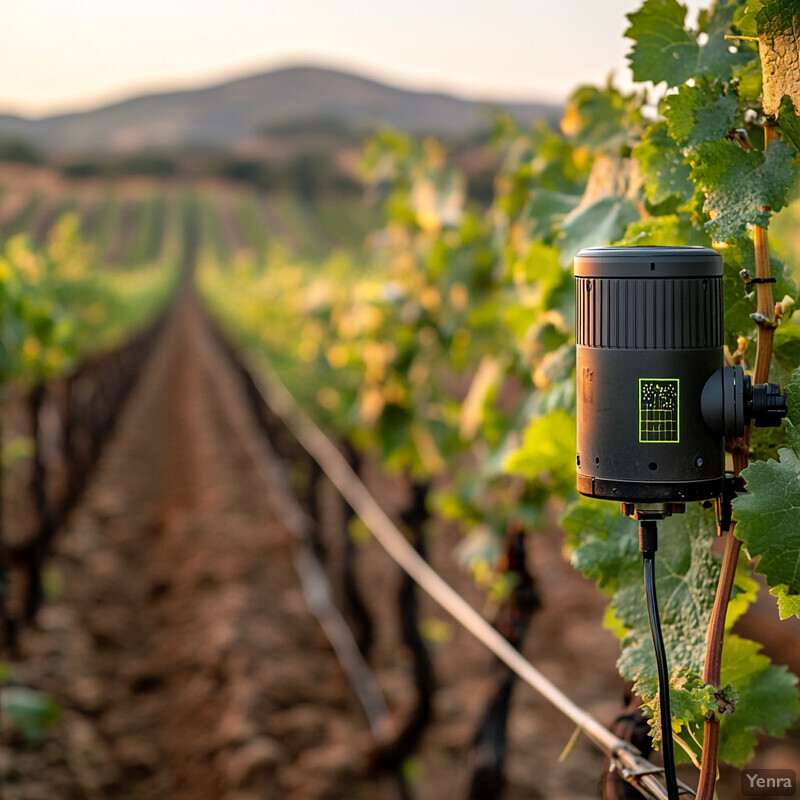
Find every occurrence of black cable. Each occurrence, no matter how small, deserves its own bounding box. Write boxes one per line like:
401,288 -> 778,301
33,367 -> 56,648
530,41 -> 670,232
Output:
639,520 -> 680,800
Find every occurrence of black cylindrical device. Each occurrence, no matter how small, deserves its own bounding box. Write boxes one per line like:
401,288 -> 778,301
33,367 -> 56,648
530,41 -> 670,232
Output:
575,246 -> 726,503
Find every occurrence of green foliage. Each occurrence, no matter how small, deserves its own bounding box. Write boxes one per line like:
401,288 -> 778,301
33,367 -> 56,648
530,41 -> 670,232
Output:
661,80 -> 738,149
1,207 -> 181,385
625,0 -> 745,87
560,85 -> 643,151
559,197 -> 640,264
614,508 -> 718,687
625,0 -> 701,87
563,502 -> 719,754
503,408 -> 576,495
776,95 -> 800,152
196,0 -> 800,778
772,324 -> 800,377
563,497 -> 799,764
691,138 -> 795,239
769,584 -> 800,619
734,369 -> 800,606
718,634 -> 800,765
633,123 -> 694,205
618,214 -> 709,247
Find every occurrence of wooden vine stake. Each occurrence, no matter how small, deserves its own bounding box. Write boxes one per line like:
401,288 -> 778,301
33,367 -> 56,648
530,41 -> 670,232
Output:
696,123 -> 778,800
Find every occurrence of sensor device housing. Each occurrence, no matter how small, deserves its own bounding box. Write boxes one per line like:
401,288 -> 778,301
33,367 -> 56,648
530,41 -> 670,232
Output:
575,246 -> 725,503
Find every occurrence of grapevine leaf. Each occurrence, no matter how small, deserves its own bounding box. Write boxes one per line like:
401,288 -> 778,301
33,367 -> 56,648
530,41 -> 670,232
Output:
754,0 -> 800,116
769,584 -> 800,619
503,408 -> 576,495
633,122 -> 694,205
773,325 -> 800,383
563,500 -> 723,749
691,138 -> 795,239
618,214 -> 710,247
614,506 -> 719,684
776,94 -> 800,153
718,635 -> 800,766
734,368 -> 800,595
562,497 -> 794,764
662,80 -> 738,148
563,500 -> 718,682
699,0 -> 753,79
562,497 -> 637,593
635,669 -> 716,750
786,362 -> 800,414
727,552 -> 760,629
625,0 -> 700,87
625,0 -> 744,87
735,0 -> 765,38
559,196 -> 640,265
522,189 -> 581,241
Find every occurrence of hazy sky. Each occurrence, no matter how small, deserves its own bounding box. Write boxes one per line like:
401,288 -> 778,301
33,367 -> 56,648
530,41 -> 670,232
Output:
1,0 -> 707,117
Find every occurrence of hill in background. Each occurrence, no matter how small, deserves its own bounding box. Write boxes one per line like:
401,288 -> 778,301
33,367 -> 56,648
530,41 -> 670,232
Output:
0,65 -> 559,155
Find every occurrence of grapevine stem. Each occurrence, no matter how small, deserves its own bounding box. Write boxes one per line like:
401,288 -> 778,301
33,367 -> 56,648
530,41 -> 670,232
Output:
696,122 -> 778,800
703,533 -> 742,690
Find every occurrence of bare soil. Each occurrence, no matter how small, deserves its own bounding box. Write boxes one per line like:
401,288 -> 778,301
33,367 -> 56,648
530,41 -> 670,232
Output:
2,297 -> 799,799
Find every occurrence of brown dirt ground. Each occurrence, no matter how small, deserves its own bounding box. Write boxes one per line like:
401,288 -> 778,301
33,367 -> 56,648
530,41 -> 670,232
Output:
2,296 -> 799,799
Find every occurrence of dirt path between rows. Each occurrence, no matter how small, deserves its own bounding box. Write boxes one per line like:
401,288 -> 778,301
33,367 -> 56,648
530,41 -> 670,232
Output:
3,293 -> 799,800
3,296 -> 383,800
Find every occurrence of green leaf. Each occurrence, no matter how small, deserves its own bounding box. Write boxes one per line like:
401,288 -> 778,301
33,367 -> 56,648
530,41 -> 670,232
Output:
563,500 -> 719,682
562,496 -> 637,593
504,408 -> 576,495
735,0 -> 765,38
625,0 -> 745,87
727,552 -> 760,628
614,506 -> 719,685
635,668 -> 717,750
699,0 -> 754,79
522,189 -> 581,241
718,635 -> 800,766
769,584 -> 800,619
562,500 -> 725,749
559,196 -> 640,265
754,0 -> 800,116
692,138 -> 795,240
625,0 -> 699,87
735,446 -> 800,583
561,497 -> 795,764
662,80 -> 738,148
734,368 -> 800,594
776,94 -> 800,153
633,122 -> 694,205
773,324 -> 800,379
617,214 -> 710,247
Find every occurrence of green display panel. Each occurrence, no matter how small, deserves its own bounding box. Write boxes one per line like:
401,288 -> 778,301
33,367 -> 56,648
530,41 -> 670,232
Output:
639,378 -> 680,443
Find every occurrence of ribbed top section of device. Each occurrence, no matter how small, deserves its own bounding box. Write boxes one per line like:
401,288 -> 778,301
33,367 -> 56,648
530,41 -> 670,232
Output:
574,247 -> 724,350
